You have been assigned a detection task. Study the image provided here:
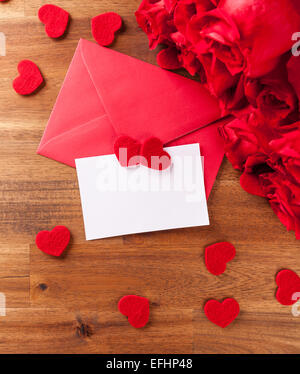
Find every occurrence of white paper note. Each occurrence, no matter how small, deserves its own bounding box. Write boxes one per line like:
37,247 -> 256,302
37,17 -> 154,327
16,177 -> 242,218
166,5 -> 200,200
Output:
75,144 -> 209,240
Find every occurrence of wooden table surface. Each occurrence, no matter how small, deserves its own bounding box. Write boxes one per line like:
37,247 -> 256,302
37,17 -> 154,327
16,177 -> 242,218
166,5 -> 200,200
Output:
0,0 -> 300,354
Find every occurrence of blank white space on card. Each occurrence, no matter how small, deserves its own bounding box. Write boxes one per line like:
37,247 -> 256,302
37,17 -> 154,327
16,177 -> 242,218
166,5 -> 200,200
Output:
75,144 -> 209,240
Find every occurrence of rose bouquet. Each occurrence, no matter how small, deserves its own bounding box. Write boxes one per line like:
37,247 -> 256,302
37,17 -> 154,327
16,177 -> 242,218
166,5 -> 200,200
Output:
136,0 -> 300,238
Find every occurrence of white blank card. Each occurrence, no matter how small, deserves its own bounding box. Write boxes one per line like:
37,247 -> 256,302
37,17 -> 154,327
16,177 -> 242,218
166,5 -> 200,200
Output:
75,144 -> 209,240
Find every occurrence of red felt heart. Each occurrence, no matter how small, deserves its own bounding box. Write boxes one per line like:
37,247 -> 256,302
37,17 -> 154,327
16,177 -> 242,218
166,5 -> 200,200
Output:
276,269 -> 300,305
114,135 -> 141,167
157,47 -> 182,70
36,226 -> 70,257
38,4 -> 69,38
13,60 -> 44,95
205,242 -> 236,276
114,136 -> 171,170
118,295 -> 149,328
141,137 -> 172,171
204,298 -> 240,328
91,12 -> 122,47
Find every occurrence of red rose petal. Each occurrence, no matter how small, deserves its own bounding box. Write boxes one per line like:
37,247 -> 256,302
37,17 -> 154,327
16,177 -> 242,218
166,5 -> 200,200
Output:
205,242 -> 236,276
13,60 -> 43,95
157,47 -> 182,70
204,298 -> 240,328
276,269 -> 300,305
38,4 -> 69,38
240,172 -> 266,198
36,226 -> 70,257
118,295 -> 149,328
91,12 -> 122,46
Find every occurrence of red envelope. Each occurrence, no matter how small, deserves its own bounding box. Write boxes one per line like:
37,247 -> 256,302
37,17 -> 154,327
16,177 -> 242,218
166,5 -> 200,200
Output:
37,39 -> 225,197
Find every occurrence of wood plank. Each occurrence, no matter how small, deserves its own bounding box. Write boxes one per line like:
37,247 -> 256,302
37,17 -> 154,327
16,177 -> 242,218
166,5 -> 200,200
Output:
0,0 -> 24,19
30,233 -> 300,311
193,309 -> 300,354
0,308 -> 193,353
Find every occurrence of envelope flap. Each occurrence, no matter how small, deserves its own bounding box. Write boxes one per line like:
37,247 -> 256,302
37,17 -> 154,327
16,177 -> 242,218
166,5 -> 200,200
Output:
80,39 -> 221,143
38,40 -> 108,151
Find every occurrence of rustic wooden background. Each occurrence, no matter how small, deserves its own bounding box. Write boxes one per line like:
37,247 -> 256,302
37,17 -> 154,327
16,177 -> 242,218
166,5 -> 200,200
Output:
0,0 -> 299,354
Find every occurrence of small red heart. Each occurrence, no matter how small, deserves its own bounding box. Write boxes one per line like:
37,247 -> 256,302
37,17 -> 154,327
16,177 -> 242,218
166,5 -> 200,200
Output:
38,4 -> 69,38
157,47 -> 182,70
276,269 -> 300,305
36,226 -> 70,257
141,137 -> 171,171
205,242 -> 236,276
118,295 -> 149,328
114,135 -> 141,167
91,12 -> 122,46
13,60 -> 43,95
204,298 -> 240,328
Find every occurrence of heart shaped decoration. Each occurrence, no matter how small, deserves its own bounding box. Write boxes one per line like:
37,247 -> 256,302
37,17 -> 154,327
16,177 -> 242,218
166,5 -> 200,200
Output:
13,60 -> 43,95
118,295 -> 149,328
141,137 -> 171,171
38,4 -> 69,38
36,226 -> 70,257
276,269 -> 300,305
205,242 -> 236,276
114,136 -> 171,170
91,12 -> 122,46
204,298 -> 240,328
114,135 -> 141,167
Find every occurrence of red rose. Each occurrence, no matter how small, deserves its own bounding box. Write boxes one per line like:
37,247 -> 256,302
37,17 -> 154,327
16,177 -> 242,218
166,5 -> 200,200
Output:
184,7 -> 246,109
186,8 -> 244,76
288,55 -> 300,112
173,1 -> 197,36
164,0 -> 178,12
237,147 -> 300,241
237,128 -> 300,239
240,153 -> 272,198
170,1 -> 218,76
135,0 -> 176,49
261,128 -> 300,239
169,31 -> 204,76
219,118 -> 261,170
221,0 -> 300,77
269,128 -> 300,184
178,47 -> 203,76
174,0 -> 217,36
244,63 -> 298,127
260,172 -> 300,239
236,141 -> 300,241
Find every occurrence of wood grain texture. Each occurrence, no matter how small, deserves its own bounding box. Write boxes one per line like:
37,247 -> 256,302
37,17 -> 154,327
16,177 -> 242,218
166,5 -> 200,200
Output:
0,0 -> 299,354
